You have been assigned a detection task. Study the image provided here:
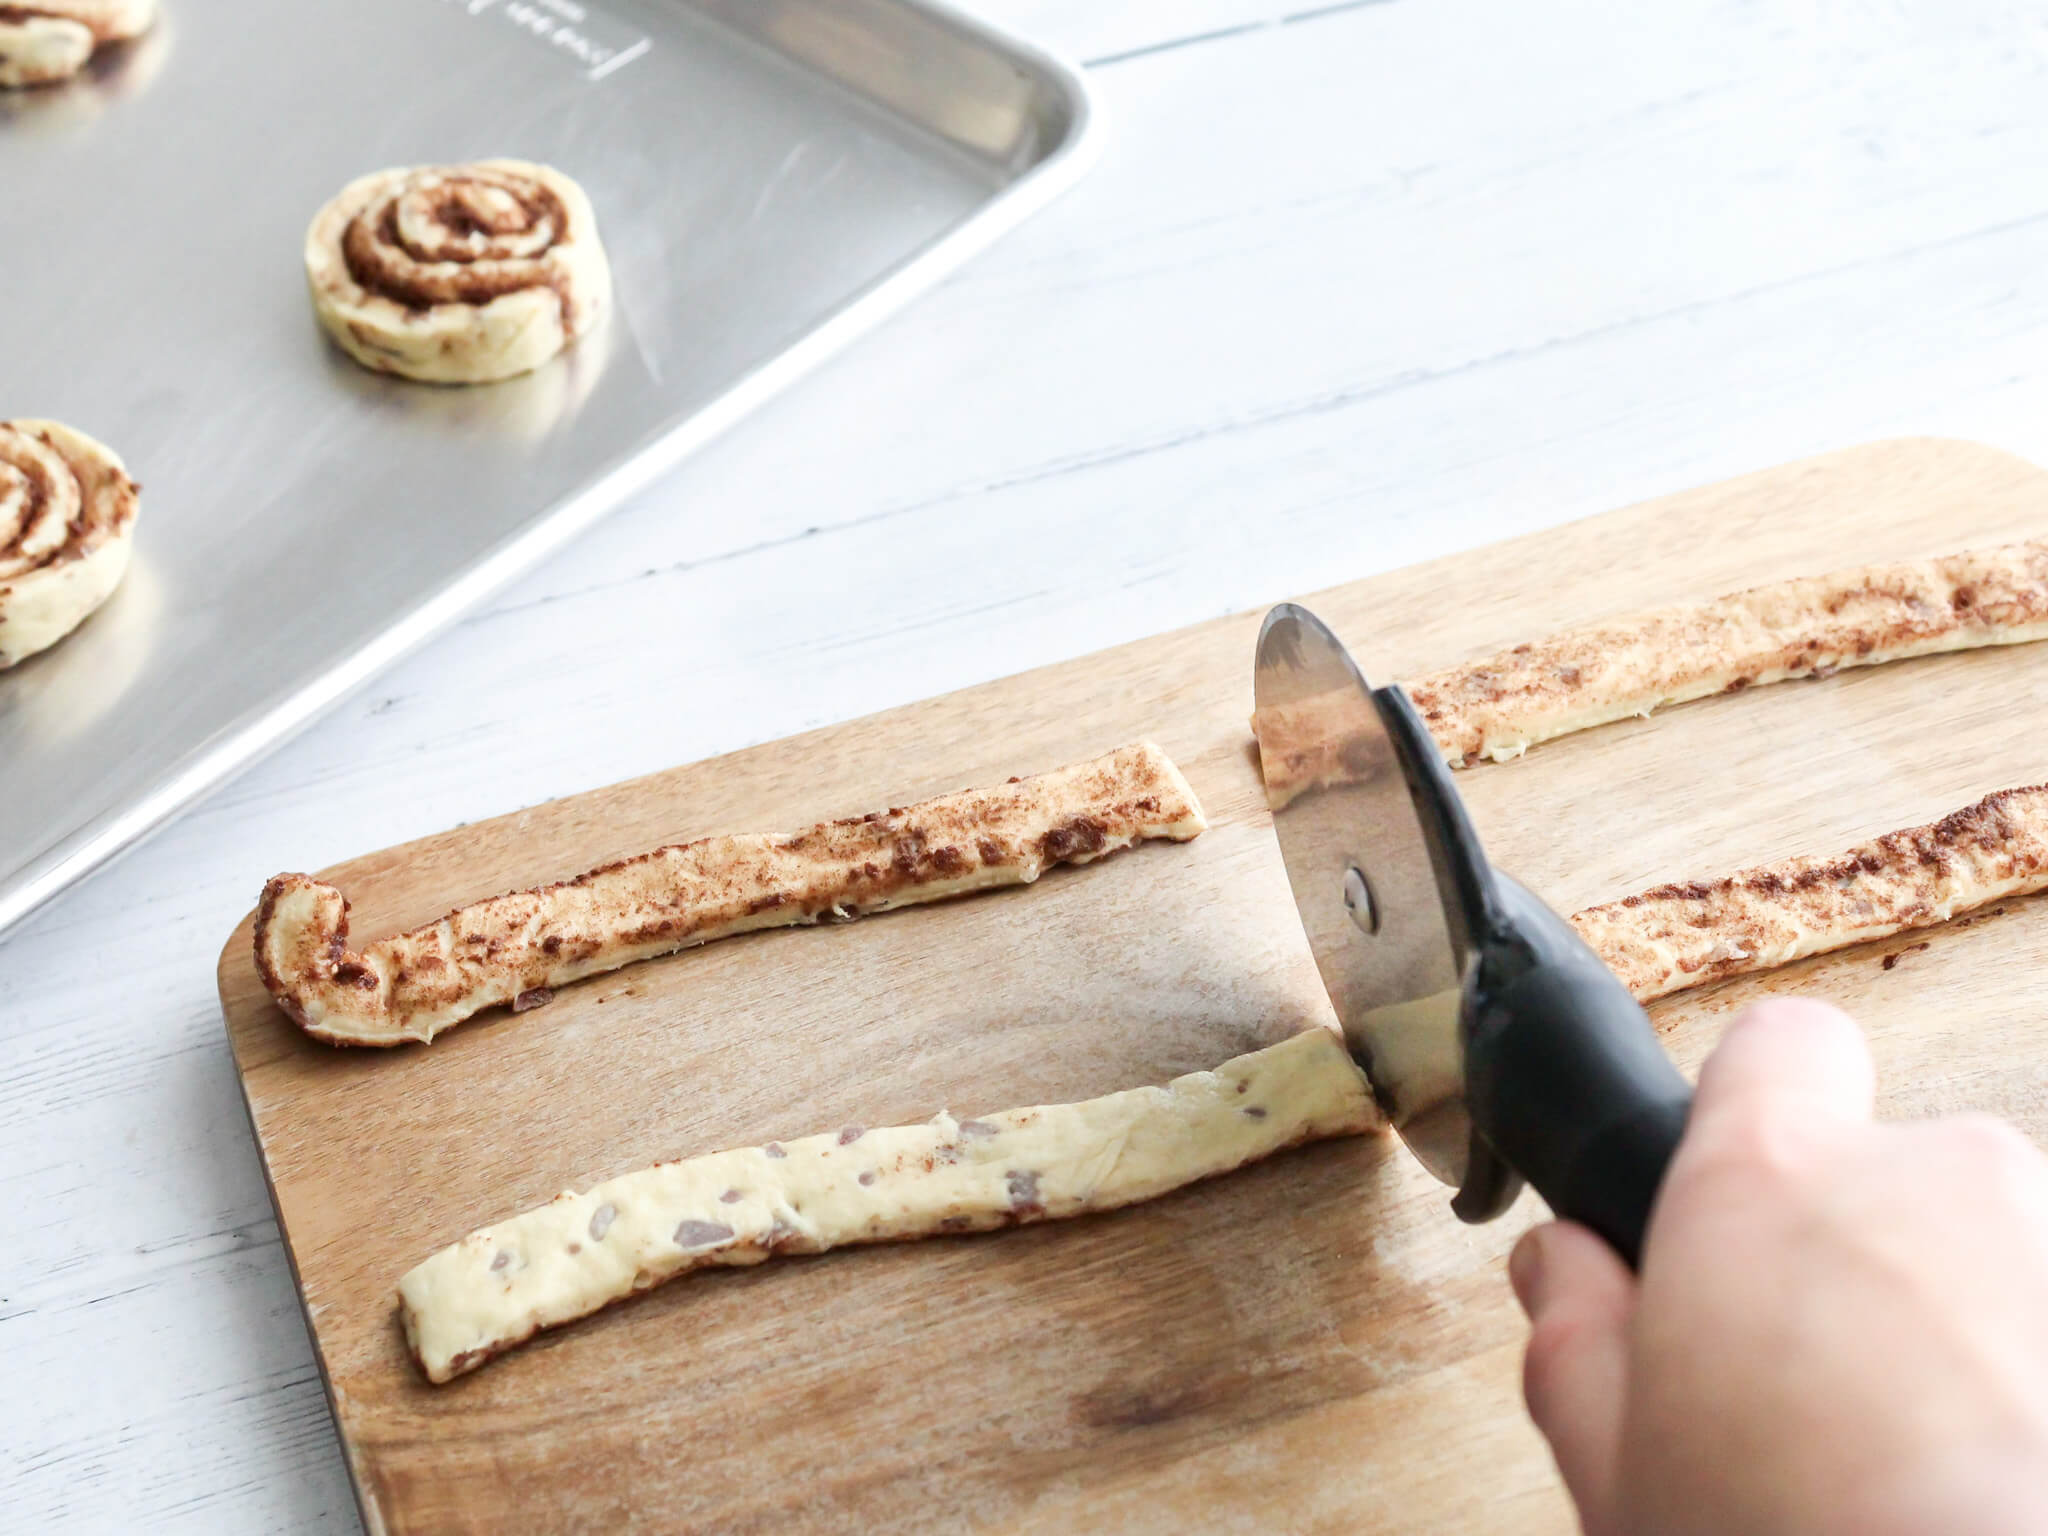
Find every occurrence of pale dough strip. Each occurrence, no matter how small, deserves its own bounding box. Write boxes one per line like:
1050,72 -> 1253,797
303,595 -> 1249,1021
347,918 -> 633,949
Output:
399,1028 -> 1377,1383
1573,783 -> 2048,1003
1410,540 -> 2048,766
255,743 -> 1207,1047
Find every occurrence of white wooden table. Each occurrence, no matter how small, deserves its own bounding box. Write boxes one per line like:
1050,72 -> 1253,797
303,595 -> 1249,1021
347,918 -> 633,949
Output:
7,1 -> 2048,1526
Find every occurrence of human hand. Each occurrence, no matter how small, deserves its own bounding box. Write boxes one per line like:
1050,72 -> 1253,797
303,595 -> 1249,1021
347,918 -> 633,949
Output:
1510,998 -> 2048,1536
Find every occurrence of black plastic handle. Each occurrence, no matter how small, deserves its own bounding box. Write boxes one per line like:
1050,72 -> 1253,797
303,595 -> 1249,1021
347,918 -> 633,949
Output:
1460,874 -> 1693,1269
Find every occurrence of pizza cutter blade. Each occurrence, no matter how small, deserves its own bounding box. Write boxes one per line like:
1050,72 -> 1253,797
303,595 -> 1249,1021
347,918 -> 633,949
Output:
1252,603 -> 1694,1265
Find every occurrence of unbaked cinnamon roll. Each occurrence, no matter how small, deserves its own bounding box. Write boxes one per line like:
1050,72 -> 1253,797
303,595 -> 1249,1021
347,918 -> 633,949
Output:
304,160 -> 612,386
0,0 -> 156,88
0,420 -> 140,668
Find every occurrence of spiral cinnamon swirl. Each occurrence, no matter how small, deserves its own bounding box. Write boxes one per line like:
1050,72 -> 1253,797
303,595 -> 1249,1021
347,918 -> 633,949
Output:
0,420 -> 139,668
0,0 -> 156,88
305,160 -> 612,385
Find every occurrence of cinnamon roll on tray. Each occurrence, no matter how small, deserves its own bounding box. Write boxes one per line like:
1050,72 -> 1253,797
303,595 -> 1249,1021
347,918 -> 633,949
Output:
0,420 -> 140,668
304,160 -> 612,385
0,0 -> 156,88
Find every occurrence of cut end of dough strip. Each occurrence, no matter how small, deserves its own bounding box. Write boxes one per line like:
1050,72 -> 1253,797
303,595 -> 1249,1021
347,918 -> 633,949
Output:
397,1027 -> 1378,1383
254,742 -> 1208,1048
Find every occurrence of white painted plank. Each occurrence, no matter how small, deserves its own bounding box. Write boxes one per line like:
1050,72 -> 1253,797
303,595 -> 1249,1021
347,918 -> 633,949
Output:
8,0 -> 2048,1529
489,0 -> 2048,631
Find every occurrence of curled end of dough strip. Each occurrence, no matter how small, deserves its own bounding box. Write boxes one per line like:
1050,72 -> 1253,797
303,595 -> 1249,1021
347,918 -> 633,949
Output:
304,159 -> 612,385
0,0 -> 156,87
253,743 -> 1209,1048
0,419 -> 140,667
252,873 -> 416,1046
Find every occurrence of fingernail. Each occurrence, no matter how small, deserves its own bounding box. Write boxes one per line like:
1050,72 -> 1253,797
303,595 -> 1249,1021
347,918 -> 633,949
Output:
1508,1228 -> 1546,1316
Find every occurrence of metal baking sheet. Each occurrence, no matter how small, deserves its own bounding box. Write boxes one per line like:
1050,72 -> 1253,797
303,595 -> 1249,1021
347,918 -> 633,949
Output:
0,0 -> 1094,938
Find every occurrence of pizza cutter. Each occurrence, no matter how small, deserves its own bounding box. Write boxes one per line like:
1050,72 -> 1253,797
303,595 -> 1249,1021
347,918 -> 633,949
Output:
1253,603 -> 1692,1265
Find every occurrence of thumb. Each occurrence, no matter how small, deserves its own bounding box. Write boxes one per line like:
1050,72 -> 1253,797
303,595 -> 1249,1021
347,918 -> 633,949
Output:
1511,1221 -> 1636,1534
1690,997 -> 1874,1141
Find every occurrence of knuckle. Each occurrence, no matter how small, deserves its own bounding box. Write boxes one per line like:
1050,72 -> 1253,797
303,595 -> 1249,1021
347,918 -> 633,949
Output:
1945,1113 -> 2043,1179
1690,1108 -> 1818,1183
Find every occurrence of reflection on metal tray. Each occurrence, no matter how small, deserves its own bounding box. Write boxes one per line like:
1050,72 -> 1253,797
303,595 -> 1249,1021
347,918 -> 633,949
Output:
0,0 -> 1094,938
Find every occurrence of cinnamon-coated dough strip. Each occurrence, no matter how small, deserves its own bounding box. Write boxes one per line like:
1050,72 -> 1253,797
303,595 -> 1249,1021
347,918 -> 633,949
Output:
1253,541 -> 2048,803
256,743 -> 1207,1047
1411,540 -> 2048,767
399,1028 -> 1377,1382
1574,784 -> 2048,1002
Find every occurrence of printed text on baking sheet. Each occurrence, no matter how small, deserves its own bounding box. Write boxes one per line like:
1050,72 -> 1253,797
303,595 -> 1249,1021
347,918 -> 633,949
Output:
438,0 -> 651,81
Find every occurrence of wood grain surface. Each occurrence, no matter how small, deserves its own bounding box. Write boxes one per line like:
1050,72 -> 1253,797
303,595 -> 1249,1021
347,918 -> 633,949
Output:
218,438 -> 2048,1535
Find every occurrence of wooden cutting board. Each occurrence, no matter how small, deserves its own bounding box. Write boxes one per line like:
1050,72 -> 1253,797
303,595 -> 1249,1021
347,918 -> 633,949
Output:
218,438 -> 2048,1535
